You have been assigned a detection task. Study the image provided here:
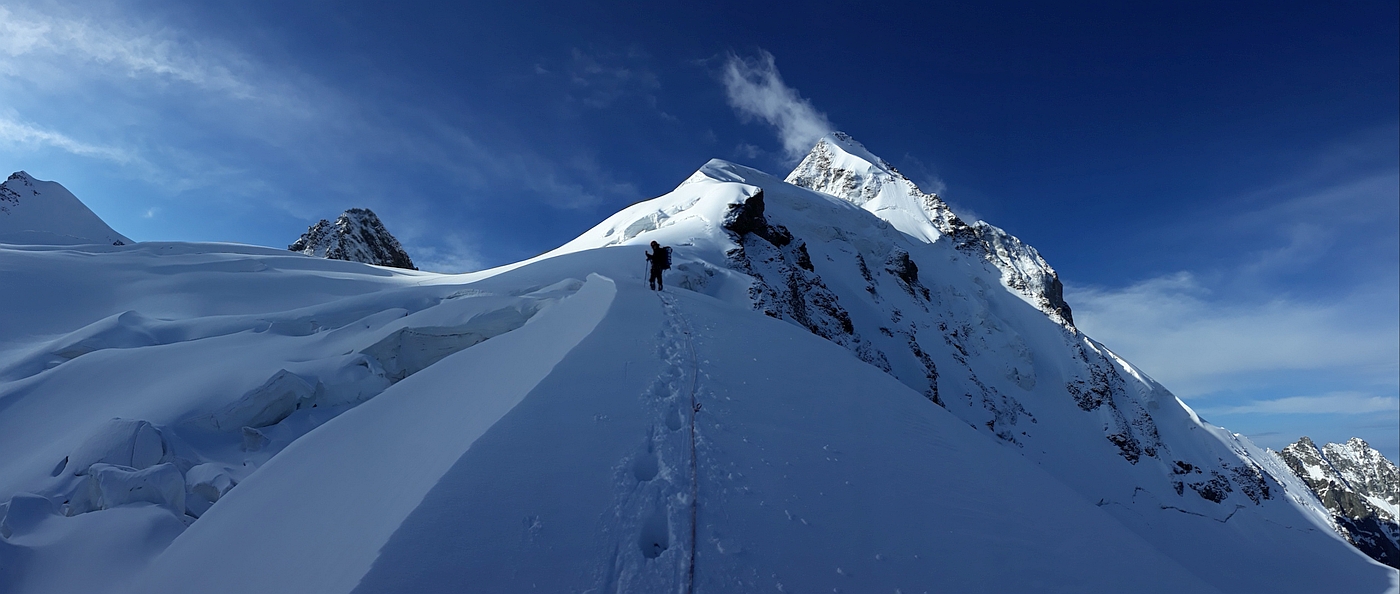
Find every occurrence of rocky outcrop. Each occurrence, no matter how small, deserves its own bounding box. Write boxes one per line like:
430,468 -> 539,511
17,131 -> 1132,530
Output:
721,190 -> 890,373
963,221 -> 1073,326
290,208 -> 415,270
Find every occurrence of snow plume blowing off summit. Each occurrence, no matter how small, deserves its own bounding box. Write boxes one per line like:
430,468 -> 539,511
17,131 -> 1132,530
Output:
722,50 -> 835,162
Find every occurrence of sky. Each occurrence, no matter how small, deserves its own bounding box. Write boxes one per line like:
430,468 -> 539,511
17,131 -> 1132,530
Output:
1,0 -> 1396,461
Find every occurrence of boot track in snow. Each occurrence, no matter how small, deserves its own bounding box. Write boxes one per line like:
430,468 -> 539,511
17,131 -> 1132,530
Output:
657,291 -> 703,594
599,288 -> 704,594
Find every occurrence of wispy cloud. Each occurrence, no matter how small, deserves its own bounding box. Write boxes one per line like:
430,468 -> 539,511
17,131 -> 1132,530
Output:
896,153 -> 949,197
0,5 -> 254,96
566,48 -> 659,109
733,142 -> 765,160
405,233 -> 485,274
721,50 -> 834,162
1200,392 -> 1399,415
1069,131 -> 1399,409
1068,272 -> 1398,398
0,113 -> 137,164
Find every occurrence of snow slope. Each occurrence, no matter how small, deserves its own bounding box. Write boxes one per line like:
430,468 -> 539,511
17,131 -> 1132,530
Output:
0,244 -> 1219,594
0,145 -> 1395,593
0,171 -> 131,246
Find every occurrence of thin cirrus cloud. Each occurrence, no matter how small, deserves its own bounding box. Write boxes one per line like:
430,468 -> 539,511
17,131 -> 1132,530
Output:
1069,134 -> 1398,414
565,48 -> 660,109
721,50 -> 835,162
1068,272 -> 1398,401
0,5 -> 254,96
0,114 -> 137,165
1197,392 -> 1400,416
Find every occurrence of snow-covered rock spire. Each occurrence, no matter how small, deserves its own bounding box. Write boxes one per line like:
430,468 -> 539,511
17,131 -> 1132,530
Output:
786,133 -> 1074,327
289,208 -> 416,270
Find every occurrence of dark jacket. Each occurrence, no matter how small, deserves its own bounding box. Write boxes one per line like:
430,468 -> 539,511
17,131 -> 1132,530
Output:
646,247 -> 669,270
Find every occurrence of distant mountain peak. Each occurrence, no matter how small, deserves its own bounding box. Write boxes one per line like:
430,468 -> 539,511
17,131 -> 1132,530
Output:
787,133 -> 1074,327
289,208 -> 416,270
0,170 -> 131,246
1276,436 -> 1400,568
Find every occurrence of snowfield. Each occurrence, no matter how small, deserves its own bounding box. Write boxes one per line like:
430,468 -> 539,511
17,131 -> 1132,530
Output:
1,139 -> 1396,593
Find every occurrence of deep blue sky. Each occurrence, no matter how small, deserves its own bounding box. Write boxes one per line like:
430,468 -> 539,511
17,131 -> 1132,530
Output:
2,0 -> 1396,460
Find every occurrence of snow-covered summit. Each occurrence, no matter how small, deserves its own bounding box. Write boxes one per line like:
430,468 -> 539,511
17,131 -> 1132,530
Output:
0,171 -> 132,246
289,208 -> 415,270
786,132 -> 966,242
1276,436 -> 1400,567
786,133 -> 1073,326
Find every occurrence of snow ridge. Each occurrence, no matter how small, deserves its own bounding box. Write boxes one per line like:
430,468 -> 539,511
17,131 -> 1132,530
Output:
1277,437 -> 1400,568
289,208 -> 415,270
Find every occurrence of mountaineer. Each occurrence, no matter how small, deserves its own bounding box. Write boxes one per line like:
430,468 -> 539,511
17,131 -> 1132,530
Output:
645,241 -> 671,290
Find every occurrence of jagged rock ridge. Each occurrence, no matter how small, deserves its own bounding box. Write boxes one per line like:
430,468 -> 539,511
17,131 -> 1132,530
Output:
289,208 -> 416,270
1276,437 -> 1400,568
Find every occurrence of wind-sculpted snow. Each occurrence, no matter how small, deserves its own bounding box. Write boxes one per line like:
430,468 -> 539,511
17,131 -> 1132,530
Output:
0,242 -> 575,594
0,147 -> 1395,593
126,274 -> 617,594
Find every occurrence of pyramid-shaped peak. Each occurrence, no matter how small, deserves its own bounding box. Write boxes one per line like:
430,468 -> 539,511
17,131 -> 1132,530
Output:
786,132 -> 957,239
289,208 -> 416,270
1345,437 -> 1373,449
787,136 -> 1075,328
1,170 -> 132,246
817,132 -> 894,171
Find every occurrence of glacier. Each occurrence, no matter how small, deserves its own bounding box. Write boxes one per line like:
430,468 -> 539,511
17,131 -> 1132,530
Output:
0,139 -> 1395,593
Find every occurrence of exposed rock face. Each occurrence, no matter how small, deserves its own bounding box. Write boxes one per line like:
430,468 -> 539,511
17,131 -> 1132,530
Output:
786,133 -> 1073,327
1276,437 -> 1400,568
720,190 -> 883,370
967,221 -> 1073,326
290,208 -> 416,270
